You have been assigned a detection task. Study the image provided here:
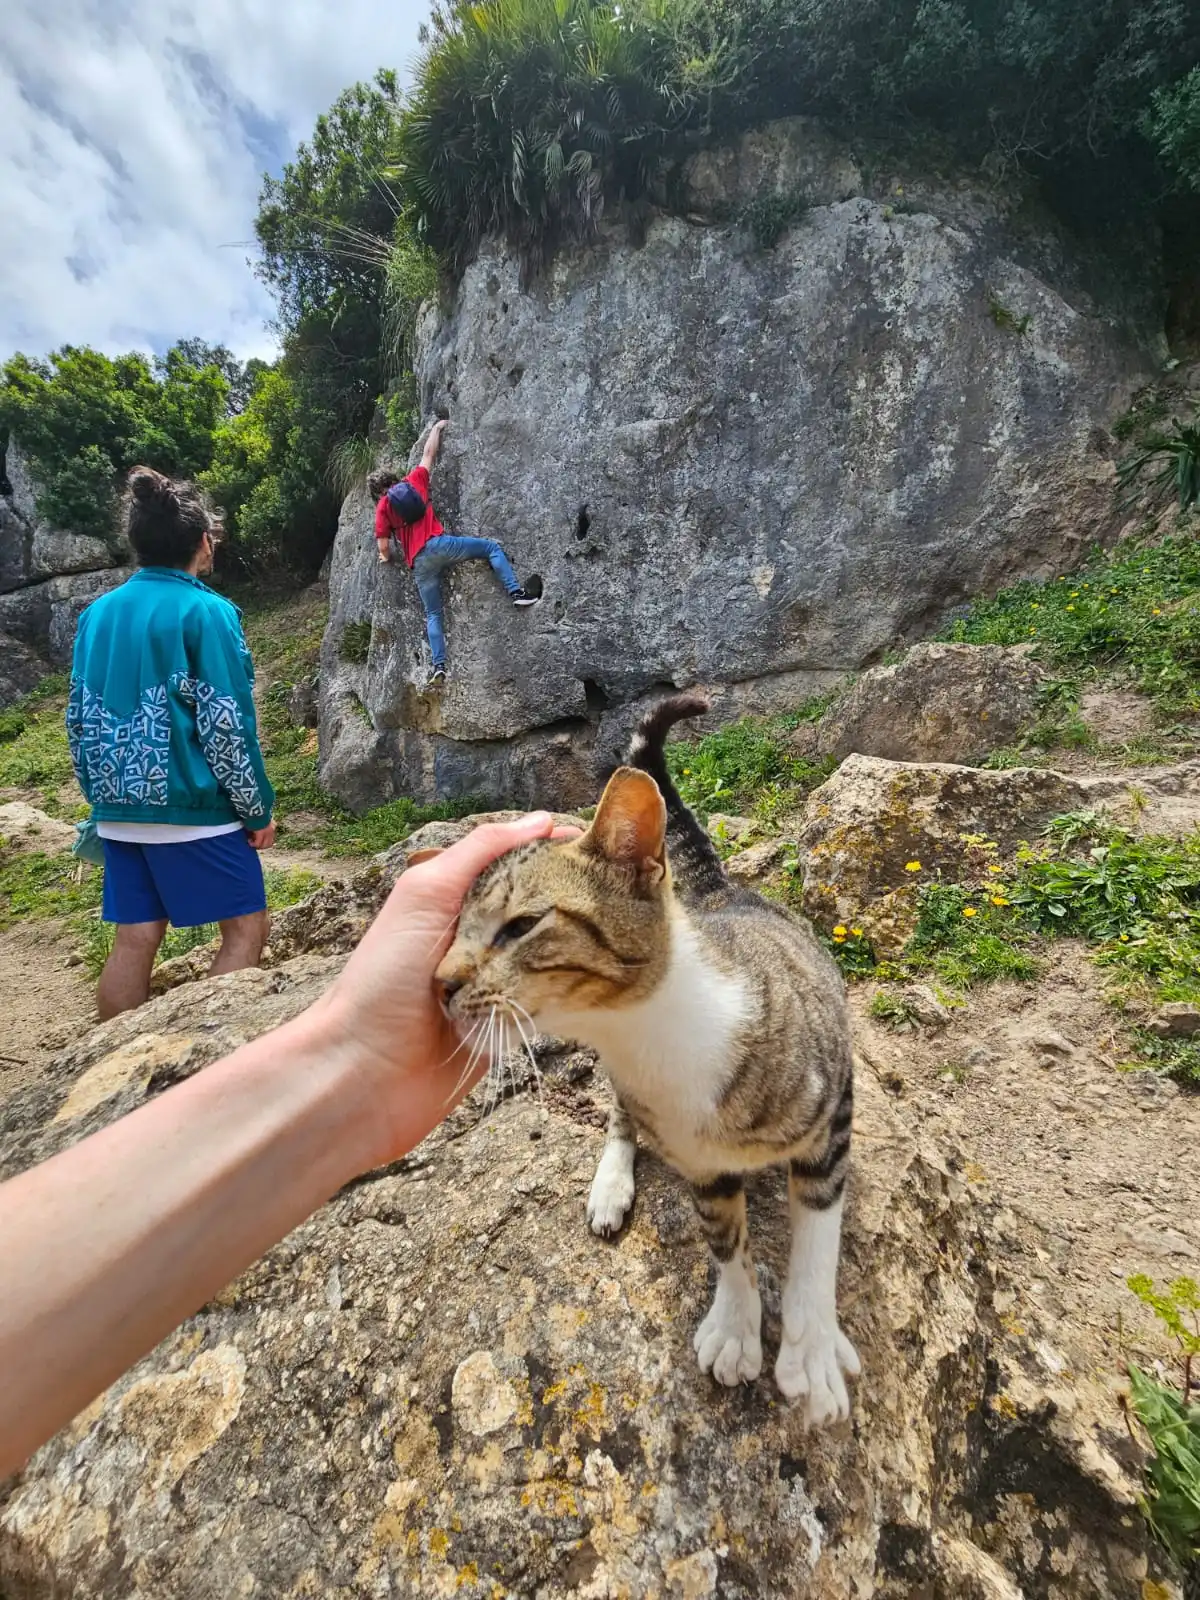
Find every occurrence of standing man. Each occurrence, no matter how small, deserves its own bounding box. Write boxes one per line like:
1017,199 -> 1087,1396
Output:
67,466 -> 276,1020
370,419 -> 541,687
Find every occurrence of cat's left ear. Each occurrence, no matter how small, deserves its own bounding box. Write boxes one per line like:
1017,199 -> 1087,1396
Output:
582,767 -> 667,884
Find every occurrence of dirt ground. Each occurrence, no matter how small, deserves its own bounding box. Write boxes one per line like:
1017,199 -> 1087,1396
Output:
851,941 -> 1199,1389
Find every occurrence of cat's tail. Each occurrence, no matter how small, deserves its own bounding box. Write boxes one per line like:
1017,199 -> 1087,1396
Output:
627,693 -> 728,897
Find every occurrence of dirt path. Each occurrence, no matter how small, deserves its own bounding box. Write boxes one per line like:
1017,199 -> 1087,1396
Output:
0,918 -> 95,1110
852,941 -> 1200,1385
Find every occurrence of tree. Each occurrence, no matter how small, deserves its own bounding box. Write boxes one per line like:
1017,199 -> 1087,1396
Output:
0,345 -> 228,540
170,340 -> 265,414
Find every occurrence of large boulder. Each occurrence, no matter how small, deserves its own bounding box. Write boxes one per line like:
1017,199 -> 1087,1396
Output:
0,953 -> 1178,1598
0,568 -> 133,669
320,119 -> 1149,811
804,643 -> 1043,764
0,439 -> 131,689
0,633 -> 49,707
799,752 -> 1200,951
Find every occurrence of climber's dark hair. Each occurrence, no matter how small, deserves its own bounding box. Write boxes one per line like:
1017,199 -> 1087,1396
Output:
368,469 -> 401,501
124,467 -> 216,569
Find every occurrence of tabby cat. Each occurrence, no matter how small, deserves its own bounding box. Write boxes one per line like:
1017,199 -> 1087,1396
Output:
434,694 -> 859,1426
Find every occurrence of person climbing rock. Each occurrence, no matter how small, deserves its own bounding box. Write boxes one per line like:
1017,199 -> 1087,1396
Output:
66,467 -> 276,1021
370,419 -> 542,687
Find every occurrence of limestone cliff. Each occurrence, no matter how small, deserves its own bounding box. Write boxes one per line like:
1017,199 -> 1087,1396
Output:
320,119 -> 1152,812
0,438 -> 131,704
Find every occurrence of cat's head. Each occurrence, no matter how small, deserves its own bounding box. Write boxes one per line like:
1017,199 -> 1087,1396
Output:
432,768 -> 671,1039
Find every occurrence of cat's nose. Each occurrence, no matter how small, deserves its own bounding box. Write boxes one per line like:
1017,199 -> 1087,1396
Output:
438,976 -> 463,1009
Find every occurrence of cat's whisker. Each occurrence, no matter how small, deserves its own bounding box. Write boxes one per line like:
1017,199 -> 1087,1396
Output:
444,1016 -> 486,1105
505,1002 -> 545,1109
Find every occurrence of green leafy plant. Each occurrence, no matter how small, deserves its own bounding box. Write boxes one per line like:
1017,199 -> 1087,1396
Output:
741,189 -> 809,249
1124,1274 -> 1200,1574
339,620 -> 373,664
987,294 -> 1030,336
327,434 -> 373,499
1118,422 -> 1200,513
903,882 -> 1040,989
664,714 -> 831,820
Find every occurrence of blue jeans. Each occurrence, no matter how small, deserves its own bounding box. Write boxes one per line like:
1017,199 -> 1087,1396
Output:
412,535 -> 520,668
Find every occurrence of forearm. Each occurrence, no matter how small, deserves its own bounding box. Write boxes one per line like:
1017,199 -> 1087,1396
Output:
0,1004 -> 381,1476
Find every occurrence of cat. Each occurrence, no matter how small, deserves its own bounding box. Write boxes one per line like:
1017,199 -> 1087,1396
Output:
433,693 -> 860,1426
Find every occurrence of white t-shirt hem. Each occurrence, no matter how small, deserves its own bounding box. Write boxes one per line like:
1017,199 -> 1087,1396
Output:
96,820 -> 244,845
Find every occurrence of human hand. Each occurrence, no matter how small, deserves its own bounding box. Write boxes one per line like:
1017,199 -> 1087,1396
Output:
377,551 -> 390,564
313,813 -> 577,1168
246,822 -> 277,849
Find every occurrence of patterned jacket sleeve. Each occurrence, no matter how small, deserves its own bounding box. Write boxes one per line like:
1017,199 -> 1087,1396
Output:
66,617 -> 91,802
186,603 -> 276,830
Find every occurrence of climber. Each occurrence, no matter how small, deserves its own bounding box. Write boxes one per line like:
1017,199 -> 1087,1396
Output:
370,418 -> 542,688
0,812 -> 576,1478
66,466 -> 276,1020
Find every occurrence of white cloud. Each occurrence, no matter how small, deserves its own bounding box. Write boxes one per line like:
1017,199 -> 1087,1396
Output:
0,0 -> 429,363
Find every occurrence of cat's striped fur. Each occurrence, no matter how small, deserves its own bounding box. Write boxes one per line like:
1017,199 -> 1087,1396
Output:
435,694 -> 859,1424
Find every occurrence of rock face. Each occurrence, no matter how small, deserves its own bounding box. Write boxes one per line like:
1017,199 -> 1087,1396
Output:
805,643 -> 1043,764
799,752 -> 1200,951
320,118 -> 1149,812
0,438 -> 131,704
0,937 -> 1177,1598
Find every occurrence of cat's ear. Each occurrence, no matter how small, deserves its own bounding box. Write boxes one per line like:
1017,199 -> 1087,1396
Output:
582,768 -> 667,882
405,847 -> 444,868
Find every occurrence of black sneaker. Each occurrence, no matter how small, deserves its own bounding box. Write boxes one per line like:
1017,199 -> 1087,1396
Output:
512,575 -> 543,608
427,665 -> 446,688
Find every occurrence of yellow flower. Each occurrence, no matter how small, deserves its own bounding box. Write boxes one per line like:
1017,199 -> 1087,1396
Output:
1031,603 -> 1040,609
1065,604 -> 1075,612
904,860 -> 922,872
1029,627 -> 1036,634
990,896 -> 1010,907
832,925 -> 848,938
683,768 -> 691,775
962,906 -> 978,918
1111,587 -> 1119,594
987,863 -> 1004,874
1152,608 -> 1162,616
1119,932 -> 1129,941
851,927 -> 864,938
1069,591 -> 1079,598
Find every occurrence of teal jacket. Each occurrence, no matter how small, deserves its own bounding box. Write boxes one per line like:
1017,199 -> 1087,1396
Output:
67,568 -> 274,831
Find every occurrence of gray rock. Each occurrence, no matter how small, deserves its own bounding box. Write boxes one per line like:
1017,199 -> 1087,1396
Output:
320,119 -> 1148,812
678,116 -> 862,215
1146,1002 -> 1200,1039
4,436 -> 41,526
811,643 -> 1042,764
0,632 -> 49,709
725,838 -> 787,885
29,529 -> 118,583
0,568 -> 133,666
287,674 -> 320,729
0,501 -> 34,594
0,951 -> 1171,1598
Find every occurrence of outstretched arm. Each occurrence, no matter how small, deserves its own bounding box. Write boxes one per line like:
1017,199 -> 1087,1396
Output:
0,811 -> 568,1478
420,417 -> 448,473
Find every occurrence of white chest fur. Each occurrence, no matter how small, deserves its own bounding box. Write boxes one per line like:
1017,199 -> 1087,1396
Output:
538,909 -> 754,1164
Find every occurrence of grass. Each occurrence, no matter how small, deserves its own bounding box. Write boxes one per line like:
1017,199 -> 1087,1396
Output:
900,882 -> 1041,989
1124,1274 -> 1200,1576
0,850 -> 102,930
0,675 -> 76,806
664,706 -> 835,825
945,531 -> 1200,715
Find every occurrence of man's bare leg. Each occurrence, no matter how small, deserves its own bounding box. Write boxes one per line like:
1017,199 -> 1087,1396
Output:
97,921 -> 167,1021
209,910 -> 269,977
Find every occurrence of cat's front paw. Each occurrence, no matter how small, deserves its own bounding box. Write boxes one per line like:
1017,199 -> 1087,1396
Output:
694,1284 -> 763,1386
587,1141 -> 636,1238
774,1318 -> 860,1426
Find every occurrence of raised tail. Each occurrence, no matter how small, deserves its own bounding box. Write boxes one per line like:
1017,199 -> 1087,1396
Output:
627,693 -> 728,898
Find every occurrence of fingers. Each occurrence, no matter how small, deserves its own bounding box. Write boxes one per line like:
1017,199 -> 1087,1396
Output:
399,812 -> 557,906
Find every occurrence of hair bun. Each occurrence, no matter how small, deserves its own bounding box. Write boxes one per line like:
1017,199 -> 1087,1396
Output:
127,466 -> 174,506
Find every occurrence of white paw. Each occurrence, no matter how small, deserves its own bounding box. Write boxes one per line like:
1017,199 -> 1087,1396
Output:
694,1281 -> 763,1386
587,1144 -> 636,1238
774,1319 -> 860,1426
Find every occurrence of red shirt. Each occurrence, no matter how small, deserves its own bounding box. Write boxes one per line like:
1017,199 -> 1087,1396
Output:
374,466 -> 444,567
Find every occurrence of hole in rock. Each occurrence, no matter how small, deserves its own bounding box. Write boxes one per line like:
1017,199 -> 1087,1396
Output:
582,679 -> 610,714
575,504 -> 591,541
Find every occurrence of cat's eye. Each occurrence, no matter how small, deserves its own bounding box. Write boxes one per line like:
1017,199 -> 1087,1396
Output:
493,913 -> 544,947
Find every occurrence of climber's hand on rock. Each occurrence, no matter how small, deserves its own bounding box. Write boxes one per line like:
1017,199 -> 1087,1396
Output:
314,813 -> 578,1167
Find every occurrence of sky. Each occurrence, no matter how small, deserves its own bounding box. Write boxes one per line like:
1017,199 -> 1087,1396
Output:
0,0 -> 428,364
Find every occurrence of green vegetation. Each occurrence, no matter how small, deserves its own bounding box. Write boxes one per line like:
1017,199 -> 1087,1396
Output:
0,346 -> 230,541
902,882 -> 1041,989
741,190 -> 809,250
0,684 -> 76,804
1118,421 -> 1200,514
395,0 -> 1200,280
339,621 -> 374,664
1125,1274 -> 1200,1576
946,532 -> 1200,714
987,295 -> 1031,336
663,710 -> 834,823
0,851 -> 103,931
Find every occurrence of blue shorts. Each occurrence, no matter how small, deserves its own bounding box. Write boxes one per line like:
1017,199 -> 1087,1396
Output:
101,832 -> 267,928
